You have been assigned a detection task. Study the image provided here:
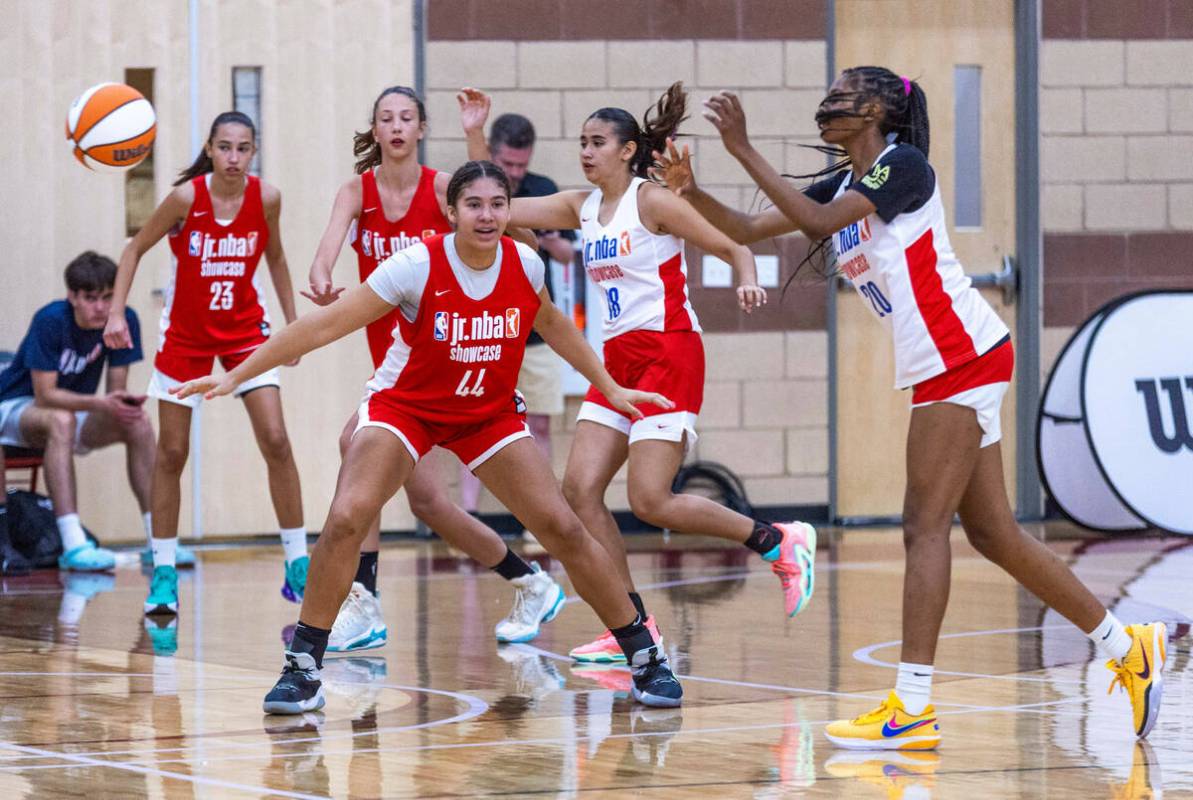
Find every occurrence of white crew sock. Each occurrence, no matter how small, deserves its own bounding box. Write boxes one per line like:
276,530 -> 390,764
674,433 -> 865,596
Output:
143,512 -> 153,548
56,513 -> 87,552
279,527 -> 308,564
1088,611 -> 1133,663
895,661 -> 934,715
152,537 -> 178,568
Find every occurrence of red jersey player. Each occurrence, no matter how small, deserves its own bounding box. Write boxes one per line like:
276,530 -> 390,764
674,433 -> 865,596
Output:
175,161 -> 686,712
303,87 -> 564,654
106,111 -> 309,620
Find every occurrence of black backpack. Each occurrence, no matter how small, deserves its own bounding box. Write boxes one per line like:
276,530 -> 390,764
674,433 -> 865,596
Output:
4,489 -> 97,568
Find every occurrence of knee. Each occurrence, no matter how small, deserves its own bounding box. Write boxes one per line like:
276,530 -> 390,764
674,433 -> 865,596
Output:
323,502 -> 370,546
259,429 -> 293,465
47,410 -> 77,442
406,483 -> 451,524
562,473 -> 600,512
126,415 -> 155,445
900,505 -> 952,549
156,439 -> 189,474
536,511 -> 588,559
627,484 -> 670,528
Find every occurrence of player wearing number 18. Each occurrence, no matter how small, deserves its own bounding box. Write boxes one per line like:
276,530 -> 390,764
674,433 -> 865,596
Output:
105,111 -> 310,618
172,161 -> 685,712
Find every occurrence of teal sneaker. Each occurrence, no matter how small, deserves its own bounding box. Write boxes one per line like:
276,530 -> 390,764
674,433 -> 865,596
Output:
58,542 -> 116,572
282,555 -> 309,603
144,565 -> 179,616
140,545 -> 197,568
143,616 -> 178,656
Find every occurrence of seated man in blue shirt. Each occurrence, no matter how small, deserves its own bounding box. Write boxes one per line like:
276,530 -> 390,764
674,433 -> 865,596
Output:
0,251 -> 159,572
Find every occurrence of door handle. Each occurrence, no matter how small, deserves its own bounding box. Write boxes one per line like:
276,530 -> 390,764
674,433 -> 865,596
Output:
969,255 -> 1017,305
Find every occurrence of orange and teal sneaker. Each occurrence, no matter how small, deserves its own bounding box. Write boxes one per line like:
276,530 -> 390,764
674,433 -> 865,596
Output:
763,521 -> 816,618
1107,622 -> 1167,739
569,614 -> 662,664
824,691 -> 941,751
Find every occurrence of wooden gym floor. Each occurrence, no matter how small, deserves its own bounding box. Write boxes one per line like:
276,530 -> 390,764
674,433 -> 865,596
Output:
0,524 -> 1189,798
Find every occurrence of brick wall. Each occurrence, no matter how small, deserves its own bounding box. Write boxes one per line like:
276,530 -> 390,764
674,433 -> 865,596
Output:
427,1 -> 832,514
1040,0 -> 1193,338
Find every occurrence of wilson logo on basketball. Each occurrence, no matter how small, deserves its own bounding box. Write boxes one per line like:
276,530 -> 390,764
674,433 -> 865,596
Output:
1135,376 -> 1193,454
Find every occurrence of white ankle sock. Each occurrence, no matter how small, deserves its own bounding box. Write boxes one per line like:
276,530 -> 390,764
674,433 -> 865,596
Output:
1088,611 -> 1132,663
142,512 -> 153,548
895,662 -> 934,715
152,537 -> 178,568
280,527 -> 308,564
56,513 -> 87,552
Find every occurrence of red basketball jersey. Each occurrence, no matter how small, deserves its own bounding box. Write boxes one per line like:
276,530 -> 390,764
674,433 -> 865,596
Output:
351,166 -> 452,367
163,175 -> 270,356
366,235 -> 541,424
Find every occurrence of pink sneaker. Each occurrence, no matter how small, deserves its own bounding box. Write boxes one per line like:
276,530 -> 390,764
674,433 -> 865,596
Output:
767,522 -> 817,617
569,614 -> 662,663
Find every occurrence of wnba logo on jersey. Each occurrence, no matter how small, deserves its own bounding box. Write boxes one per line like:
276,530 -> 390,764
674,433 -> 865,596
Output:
505,308 -> 520,338
836,218 -> 871,256
584,232 -> 629,265
434,311 -> 449,341
200,232 -> 257,260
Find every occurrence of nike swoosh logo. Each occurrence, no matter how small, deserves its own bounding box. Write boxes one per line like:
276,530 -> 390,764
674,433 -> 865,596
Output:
1136,645 -> 1151,681
363,207 -> 377,213
881,716 -> 935,738
193,211 -> 208,217
435,289 -> 451,297
581,217 -> 592,222
1102,630 -> 1112,640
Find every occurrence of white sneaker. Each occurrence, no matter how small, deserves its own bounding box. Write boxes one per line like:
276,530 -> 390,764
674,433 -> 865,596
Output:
494,563 -> 566,643
327,582 -> 388,652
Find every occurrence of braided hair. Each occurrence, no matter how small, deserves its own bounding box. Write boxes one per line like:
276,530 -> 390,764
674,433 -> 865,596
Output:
587,82 -> 689,178
785,66 -> 930,287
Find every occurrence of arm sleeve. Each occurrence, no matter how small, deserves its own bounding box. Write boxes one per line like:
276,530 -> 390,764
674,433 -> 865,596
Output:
846,145 -> 935,223
515,242 -> 547,293
366,246 -> 426,307
108,309 -> 144,366
25,310 -> 63,372
802,172 -> 848,204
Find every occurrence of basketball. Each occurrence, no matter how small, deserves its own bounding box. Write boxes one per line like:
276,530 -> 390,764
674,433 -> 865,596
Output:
65,82 -> 156,172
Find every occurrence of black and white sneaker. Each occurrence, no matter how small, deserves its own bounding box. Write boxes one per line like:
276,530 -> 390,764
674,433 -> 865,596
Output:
629,644 -> 683,708
263,650 -> 326,715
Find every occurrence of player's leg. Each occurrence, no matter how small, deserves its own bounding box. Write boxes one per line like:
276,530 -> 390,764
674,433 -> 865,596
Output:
474,434 -> 681,707
405,458 -> 565,643
18,404 -> 115,570
142,400 -> 194,614
825,402 -> 981,751
264,427 -> 413,714
958,441 -> 1166,738
241,384 -> 308,602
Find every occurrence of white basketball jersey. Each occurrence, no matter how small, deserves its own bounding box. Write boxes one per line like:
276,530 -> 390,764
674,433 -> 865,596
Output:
580,177 -> 701,341
831,145 -> 1009,389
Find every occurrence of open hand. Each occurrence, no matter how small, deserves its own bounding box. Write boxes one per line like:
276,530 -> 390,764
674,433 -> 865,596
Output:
606,387 -> 675,421
170,374 -> 236,402
300,280 -> 345,306
457,87 -> 491,136
649,137 -> 696,196
703,91 -> 751,157
737,284 -> 768,313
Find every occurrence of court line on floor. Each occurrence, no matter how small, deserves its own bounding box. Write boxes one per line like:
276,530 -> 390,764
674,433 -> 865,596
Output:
0,738 -> 329,799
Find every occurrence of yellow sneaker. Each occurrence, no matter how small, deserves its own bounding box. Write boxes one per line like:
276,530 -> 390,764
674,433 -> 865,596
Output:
1107,622 -> 1167,739
1111,740 -> 1162,800
824,691 -> 941,751
825,750 -> 940,799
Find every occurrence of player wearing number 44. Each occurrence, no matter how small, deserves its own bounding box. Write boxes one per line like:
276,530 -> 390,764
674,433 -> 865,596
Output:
172,160 -> 687,713
105,111 -> 311,619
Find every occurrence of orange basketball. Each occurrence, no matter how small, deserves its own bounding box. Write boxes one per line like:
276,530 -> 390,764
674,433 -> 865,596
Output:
65,82 -> 156,172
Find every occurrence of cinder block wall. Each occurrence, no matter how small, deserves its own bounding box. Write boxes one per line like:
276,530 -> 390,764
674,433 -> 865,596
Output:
424,1 -> 832,517
1039,0 -> 1193,375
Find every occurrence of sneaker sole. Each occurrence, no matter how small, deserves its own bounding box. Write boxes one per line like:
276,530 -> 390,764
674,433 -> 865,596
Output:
59,562 -> 115,572
1139,622 -> 1167,739
824,731 -> 941,751
281,584 -> 302,603
143,602 -> 178,616
327,627 -> 388,653
781,522 -> 817,618
495,585 -> 567,643
263,688 -> 326,715
631,686 -> 683,708
570,651 -> 627,664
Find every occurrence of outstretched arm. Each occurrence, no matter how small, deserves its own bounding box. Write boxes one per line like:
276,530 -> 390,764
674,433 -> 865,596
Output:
173,284 -> 392,400
532,289 -> 673,420
703,92 -> 875,241
652,138 -> 797,244
304,178 -> 362,306
509,192 -> 586,231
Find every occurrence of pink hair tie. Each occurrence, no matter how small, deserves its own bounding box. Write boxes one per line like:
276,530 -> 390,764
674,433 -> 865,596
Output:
901,76 -> 912,96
